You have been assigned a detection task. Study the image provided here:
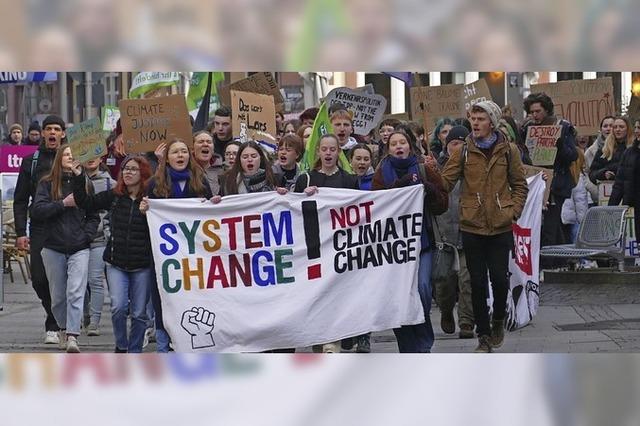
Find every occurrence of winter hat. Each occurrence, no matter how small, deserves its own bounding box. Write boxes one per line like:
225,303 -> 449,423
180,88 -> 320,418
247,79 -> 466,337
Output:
42,115 -> 66,130
472,100 -> 502,129
28,121 -> 41,133
9,123 -> 22,133
445,125 -> 470,144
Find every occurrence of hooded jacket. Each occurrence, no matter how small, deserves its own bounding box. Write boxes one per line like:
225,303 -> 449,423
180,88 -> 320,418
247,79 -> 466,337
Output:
32,174 -> 100,254
440,131 -> 528,236
13,144 -> 58,236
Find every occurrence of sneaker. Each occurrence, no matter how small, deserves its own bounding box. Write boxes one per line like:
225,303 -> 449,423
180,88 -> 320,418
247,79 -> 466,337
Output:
341,338 -> 354,351
355,336 -> 371,353
115,347 -> 127,353
44,331 -> 60,344
146,328 -> 156,343
66,336 -> 80,353
143,330 -> 150,349
440,310 -> 456,334
474,335 -> 492,353
459,324 -> 475,339
322,342 -> 341,353
489,320 -> 505,349
58,331 -> 67,350
87,323 -> 100,336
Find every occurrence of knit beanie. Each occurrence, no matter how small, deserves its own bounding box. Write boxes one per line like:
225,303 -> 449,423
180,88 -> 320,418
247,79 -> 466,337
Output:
42,115 -> 66,130
9,123 -> 22,133
472,100 -> 502,129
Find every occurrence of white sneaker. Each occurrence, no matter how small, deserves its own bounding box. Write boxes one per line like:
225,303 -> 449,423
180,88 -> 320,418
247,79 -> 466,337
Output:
58,331 -> 67,350
44,331 -> 60,344
87,324 -> 100,336
66,336 -> 80,353
143,329 -> 150,349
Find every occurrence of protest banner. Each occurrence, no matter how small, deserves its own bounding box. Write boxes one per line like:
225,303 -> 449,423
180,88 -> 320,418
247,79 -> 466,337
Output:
597,181 -> 637,257
118,94 -> 192,153
522,165 -> 553,206
101,106 -> 120,132
324,87 -> 387,135
0,145 -> 38,173
525,125 -> 563,166
531,77 -> 616,135
505,173 -> 545,330
219,72 -> 284,111
66,117 -> 108,163
231,90 -> 277,144
129,72 -> 181,99
146,186 -> 425,352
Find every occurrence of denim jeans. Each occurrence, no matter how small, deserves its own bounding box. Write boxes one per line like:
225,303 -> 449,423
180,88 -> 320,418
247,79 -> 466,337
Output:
41,248 -> 90,336
83,245 -> 106,326
393,250 -> 435,353
105,264 -> 152,353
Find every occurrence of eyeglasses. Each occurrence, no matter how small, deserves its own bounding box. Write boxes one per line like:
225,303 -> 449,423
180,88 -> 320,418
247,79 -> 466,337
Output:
122,167 -> 140,173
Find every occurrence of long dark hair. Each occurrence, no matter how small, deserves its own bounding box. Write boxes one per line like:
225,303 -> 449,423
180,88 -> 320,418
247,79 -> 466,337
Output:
224,141 -> 277,194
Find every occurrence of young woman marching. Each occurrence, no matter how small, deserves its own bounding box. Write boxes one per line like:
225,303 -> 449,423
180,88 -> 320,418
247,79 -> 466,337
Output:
140,138 -> 213,352
72,155 -> 154,352
294,134 -> 359,353
32,145 -> 100,353
219,140 -> 284,196
372,130 -> 448,353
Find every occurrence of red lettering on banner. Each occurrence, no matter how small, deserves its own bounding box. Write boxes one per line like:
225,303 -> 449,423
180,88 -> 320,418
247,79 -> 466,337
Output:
513,224 -> 533,275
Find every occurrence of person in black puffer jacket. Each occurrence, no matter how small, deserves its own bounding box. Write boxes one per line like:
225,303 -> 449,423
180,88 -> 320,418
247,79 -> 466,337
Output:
32,145 -> 100,353
72,155 -> 154,353
608,138 -> 640,243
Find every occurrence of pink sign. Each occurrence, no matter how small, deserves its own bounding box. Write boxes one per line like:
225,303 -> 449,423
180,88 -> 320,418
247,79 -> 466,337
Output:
0,145 -> 38,173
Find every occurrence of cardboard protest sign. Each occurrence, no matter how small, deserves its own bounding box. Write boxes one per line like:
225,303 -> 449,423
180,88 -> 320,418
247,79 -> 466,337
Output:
626,93 -> 640,127
462,78 -> 493,112
118,94 -> 192,153
525,125 -> 562,166
0,145 -> 38,173
66,117 -> 108,163
146,186 -> 425,352
531,77 -> 615,135
522,165 -> 554,206
219,72 -> 284,111
324,87 -> 387,135
231,90 -> 277,143
101,105 -> 120,132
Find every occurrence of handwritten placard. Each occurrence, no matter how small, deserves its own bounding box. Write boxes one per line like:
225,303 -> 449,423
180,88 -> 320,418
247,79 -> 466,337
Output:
525,125 -> 562,166
219,72 -> 284,111
101,105 -> 120,132
66,117 -> 108,163
118,94 -> 192,153
231,90 -> 277,143
324,87 -> 387,134
531,77 -> 616,135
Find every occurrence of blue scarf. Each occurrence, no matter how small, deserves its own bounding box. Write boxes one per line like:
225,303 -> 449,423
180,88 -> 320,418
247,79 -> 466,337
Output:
168,167 -> 191,197
473,131 -> 498,149
381,155 -> 420,188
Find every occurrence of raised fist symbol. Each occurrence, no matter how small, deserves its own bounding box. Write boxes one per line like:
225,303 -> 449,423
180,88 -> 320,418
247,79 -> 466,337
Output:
181,307 -> 216,349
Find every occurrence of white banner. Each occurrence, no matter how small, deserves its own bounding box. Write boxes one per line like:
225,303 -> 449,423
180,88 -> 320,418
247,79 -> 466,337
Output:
146,186 -> 425,352
505,173 -> 546,330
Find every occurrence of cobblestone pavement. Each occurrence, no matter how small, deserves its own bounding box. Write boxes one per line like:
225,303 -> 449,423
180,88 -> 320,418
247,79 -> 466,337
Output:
1,276 -> 639,353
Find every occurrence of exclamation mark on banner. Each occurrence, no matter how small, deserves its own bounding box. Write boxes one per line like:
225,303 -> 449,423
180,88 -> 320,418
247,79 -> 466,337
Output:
302,200 -> 322,280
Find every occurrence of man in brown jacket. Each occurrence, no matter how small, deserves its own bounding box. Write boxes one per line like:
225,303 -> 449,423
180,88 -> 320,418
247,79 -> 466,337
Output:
440,101 -> 528,353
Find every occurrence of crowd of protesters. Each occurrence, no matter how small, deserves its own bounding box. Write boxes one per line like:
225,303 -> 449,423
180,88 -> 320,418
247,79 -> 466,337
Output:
10,89 -> 640,354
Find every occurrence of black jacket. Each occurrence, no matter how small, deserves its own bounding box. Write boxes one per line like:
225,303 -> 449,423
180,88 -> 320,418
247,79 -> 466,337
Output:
13,145 -> 57,236
589,141 -> 627,184
609,141 -> 640,208
72,174 -> 152,270
521,117 -> 578,200
293,169 -> 359,192
31,175 -> 100,254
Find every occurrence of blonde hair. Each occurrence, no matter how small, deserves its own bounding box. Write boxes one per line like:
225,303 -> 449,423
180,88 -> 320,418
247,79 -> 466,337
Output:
601,116 -> 633,161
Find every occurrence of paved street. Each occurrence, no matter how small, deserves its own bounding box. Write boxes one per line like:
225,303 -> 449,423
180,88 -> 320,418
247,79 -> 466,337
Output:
1,273 -> 639,353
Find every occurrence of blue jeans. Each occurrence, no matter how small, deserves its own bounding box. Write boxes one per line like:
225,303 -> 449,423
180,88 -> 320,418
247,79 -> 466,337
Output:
393,250 -> 435,353
41,248 -> 90,336
105,264 -> 152,353
83,246 -> 106,326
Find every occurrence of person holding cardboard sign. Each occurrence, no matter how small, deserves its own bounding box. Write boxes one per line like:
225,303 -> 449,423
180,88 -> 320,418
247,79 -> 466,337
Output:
521,93 -> 578,254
